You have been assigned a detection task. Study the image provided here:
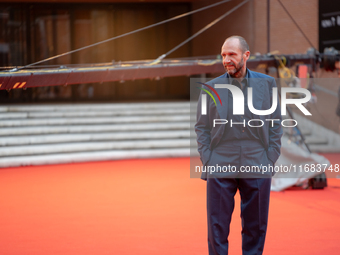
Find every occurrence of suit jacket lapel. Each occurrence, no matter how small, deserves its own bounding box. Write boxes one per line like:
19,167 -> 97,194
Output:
214,72 -> 229,120
248,70 -> 265,118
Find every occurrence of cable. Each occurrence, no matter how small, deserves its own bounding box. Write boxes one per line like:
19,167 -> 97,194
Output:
276,0 -> 316,49
10,0 -> 234,72
150,0 -> 250,65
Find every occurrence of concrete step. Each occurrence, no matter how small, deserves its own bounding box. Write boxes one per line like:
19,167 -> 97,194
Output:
0,148 -> 191,168
0,108 -> 191,119
0,122 -> 190,136
0,139 -> 193,157
0,115 -> 191,127
289,114 -> 340,153
301,129 -> 312,136
0,131 -> 192,146
0,102 -> 190,112
0,102 -> 195,167
309,145 -> 340,153
305,137 -> 329,145
283,128 -> 312,137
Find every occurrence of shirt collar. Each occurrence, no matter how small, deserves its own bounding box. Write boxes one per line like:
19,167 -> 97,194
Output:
229,68 -> 249,89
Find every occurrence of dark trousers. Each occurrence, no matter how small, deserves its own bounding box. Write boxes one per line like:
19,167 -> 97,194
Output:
207,177 -> 271,255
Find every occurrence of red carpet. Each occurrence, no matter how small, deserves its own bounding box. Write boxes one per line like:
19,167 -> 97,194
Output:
0,156 -> 339,255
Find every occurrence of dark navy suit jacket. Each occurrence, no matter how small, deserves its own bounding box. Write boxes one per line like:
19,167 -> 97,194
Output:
195,69 -> 283,179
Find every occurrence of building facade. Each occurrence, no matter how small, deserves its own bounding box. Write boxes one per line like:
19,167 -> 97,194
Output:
0,0 -> 322,103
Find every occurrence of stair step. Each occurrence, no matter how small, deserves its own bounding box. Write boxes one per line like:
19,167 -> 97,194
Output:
0,131 -> 192,146
0,148 -> 190,168
0,108 -> 191,119
309,145 -> 340,153
301,130 -> 312,136
0,122 -> 191,136
0,115 -> 191,127
0,139 -> 193,157
305,137 -> 329,145
0,102 -> 190,112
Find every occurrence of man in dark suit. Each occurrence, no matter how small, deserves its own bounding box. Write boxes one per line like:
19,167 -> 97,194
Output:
195,36 -> 282,255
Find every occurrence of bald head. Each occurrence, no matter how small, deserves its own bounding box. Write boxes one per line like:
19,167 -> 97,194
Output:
224,36 -> 249,53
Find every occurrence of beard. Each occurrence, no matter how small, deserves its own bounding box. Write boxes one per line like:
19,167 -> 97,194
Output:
226,58 -> 244,78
